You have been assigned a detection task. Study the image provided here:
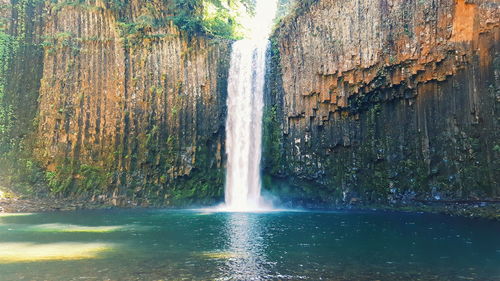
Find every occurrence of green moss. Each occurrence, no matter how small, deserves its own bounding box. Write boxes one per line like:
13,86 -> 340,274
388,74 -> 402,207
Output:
41,32 -> 81,55
45,163 -> 73,194
263,105 -> 283,175
0,31 -> 14,152
79,164 -> 110,193
262,37 -> 285,178
44,161 -> 111,196
50,0 -> 102,13
165,137 -> 224,205
1,0 -> 46,196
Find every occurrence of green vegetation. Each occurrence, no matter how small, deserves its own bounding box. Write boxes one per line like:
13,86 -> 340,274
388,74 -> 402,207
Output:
51,0 -> 101,12
48,0 -> 255,40
169,0 -> 254,38
262,105 -> 282,175
41,32 -> 81,55
274,0 -> 318,28
0,31 -> 14,153
45,162 -> 110,195
262,37 -> 285,178
273,0 -> 296,24
0,0 -> 46,197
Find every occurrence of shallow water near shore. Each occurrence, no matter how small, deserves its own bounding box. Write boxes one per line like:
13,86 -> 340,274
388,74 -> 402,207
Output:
0,209 -> 499,280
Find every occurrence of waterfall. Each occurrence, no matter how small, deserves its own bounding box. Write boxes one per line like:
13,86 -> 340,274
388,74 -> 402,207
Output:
224,0 -> 278,211
225,40 -> 267,211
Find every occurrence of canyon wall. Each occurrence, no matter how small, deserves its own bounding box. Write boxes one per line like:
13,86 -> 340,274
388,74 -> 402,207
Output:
0,0 -> 46,192
2,0 -> 231,206
3,0 -> 499,209
265,0 -> 500,205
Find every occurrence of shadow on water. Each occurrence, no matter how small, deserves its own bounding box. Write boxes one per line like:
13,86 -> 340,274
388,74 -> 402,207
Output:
0,209 -> 499,280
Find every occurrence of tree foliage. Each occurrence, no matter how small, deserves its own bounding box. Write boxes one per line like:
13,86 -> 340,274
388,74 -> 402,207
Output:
169,0 -> 255,38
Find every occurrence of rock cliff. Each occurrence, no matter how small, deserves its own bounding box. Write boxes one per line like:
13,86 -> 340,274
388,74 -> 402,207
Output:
2,0 -> 231,206
265,0 -> 500,205
2,0 -> 499,210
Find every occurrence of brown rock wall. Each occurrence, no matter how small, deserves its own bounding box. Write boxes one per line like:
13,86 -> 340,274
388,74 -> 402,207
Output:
266,0 -> 500,205
34,0 -> 231,205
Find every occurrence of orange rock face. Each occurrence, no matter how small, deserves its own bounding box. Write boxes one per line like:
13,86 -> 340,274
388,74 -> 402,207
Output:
265,0 -> 499,203
32,1 -> 231,205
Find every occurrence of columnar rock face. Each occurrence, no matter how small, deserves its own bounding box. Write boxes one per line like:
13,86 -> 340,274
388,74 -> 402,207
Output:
4,0 -> 499,208
1,0 -> 44,151
266,0 -> 500,205
32,0 -> 231,205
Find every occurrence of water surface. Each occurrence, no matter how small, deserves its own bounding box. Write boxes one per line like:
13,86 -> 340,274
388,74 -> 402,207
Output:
0,210 -> 499,280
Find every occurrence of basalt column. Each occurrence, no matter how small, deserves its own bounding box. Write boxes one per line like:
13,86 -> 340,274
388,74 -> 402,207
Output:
35,0 -> 231,206
265,0 -> 500,205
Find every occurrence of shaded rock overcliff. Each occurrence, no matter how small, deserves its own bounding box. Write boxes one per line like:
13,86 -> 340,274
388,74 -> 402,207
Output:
2,0 -> 231,206
0,0 -> 46,192
265,0 -> 500,206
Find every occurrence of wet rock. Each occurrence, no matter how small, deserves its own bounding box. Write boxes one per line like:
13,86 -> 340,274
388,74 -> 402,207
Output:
265,0 -> 500,206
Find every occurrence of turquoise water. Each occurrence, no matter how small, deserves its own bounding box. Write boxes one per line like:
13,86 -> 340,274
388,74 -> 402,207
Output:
0,209 -> 499,280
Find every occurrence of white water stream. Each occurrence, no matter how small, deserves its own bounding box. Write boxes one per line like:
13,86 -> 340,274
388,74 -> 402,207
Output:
224,0 -> 278,212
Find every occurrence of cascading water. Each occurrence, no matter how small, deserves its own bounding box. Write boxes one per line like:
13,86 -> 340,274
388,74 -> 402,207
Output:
224,0 -> 278,212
